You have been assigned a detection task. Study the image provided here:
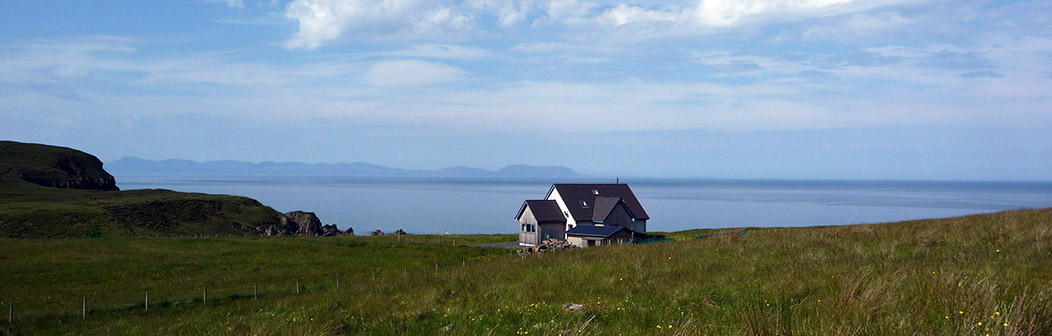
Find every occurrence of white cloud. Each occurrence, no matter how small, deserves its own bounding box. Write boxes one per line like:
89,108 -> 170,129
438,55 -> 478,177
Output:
283,0 -> 473,49
599,4 -> 680,26
204,0 -> 246,9
692,0 -> 911,27
361,60 -> 467,86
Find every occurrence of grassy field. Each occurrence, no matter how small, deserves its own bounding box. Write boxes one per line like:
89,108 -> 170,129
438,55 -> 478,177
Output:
3,208 -> 1052,335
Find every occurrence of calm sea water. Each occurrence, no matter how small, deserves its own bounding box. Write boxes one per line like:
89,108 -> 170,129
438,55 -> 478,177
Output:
116,176 -> 1052,234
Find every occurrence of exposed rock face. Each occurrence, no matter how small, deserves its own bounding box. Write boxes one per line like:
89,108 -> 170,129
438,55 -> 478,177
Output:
283,211 -> 323,236
0,141 -> 118,191
321,224 -> 353,236
258,211 -> 343,237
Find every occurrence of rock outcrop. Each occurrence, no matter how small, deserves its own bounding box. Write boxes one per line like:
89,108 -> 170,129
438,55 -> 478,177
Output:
258,211 -> 352,237
321,224 -> 353,236
282,211 -> 323,236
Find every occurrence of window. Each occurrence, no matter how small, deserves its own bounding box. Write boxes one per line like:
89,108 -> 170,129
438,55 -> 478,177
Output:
591,189 -> 599,195
631,218 -> 636,223
579,200 -> 589,208
522,223 -> 536,233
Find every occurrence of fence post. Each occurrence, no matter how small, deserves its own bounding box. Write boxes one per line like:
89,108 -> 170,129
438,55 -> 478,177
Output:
336,274 -> 340,289
9,302 -> 12,323
372,271 -> 376,282
435,263 -> 439,273
82,297 -> 86,319
254,284 -> 258,300
146,292 -> 149,311
204,288 -> 208,304
296,280 -> 300,294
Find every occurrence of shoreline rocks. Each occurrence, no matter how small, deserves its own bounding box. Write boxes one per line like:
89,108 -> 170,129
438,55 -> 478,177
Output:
259,211 -> 353,237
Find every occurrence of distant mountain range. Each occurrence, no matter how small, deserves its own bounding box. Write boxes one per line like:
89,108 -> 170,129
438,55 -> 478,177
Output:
106,157 -> 580,179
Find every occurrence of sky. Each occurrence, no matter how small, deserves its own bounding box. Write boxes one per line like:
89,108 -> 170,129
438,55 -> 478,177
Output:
1,0 -> 1050,180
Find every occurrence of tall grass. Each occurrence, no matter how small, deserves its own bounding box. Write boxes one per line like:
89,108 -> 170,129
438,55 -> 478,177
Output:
4,208 -> 1052,335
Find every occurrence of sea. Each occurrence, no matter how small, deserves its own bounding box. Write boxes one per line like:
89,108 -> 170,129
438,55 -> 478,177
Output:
116,176 -> 1052,235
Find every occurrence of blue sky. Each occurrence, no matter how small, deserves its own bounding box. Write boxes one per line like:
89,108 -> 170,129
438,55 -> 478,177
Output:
1,0 -> 1050,180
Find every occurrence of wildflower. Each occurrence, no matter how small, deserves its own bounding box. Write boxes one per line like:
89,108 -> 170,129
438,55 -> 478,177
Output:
668,325 -> 672,329
978,322 -> 982,326
996,249 -> 1000,253
959,311 -> 964,314
656,325 -> 661,329
995,312 -> 1000,315
1004,323 -> 1008,327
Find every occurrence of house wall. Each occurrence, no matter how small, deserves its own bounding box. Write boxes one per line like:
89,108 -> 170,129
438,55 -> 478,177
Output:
567,236 -> 585,248
547,188 -> 574,230
538,222 -> 565,241
602,203 -> 634,228
518,207 -> 538,246
606,229 -> 635,244
633,219 -> 646,234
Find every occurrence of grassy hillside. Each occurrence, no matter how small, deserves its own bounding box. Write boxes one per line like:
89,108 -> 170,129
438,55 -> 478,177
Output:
3,208 -> 1051,335
0,140 -> 287,238
0,179 -> 285,238
0,141 -> 117,191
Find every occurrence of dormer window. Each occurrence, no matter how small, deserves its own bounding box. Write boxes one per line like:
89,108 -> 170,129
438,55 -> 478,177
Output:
591,189 -> 599,195
579,200 -> 589,208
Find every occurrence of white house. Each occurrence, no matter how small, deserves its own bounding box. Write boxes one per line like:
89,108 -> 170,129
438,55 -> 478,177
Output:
515,184 -> 649,248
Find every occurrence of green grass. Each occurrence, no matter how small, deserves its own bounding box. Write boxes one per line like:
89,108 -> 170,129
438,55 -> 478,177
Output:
4,208 -> 1052,335
0,179 -> 284,238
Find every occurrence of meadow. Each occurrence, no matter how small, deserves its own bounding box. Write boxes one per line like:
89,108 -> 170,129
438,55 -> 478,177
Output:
3,208 -> 1052,335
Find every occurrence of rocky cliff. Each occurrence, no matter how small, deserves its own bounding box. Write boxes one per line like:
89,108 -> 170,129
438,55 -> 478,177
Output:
0,141 -> 118,191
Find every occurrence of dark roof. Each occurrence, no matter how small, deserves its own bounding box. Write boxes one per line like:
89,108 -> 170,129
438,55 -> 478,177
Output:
515,200 -> 565,224
566,225 -> 631,238
548,184 -> 649,221
592,196 -> 631,222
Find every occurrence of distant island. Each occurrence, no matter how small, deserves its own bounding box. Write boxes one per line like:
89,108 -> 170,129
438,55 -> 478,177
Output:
107,157 -> 580,179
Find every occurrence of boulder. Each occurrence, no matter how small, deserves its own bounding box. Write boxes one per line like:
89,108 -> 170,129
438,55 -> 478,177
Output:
282,211 -> 324,236
321,224 -> 344,236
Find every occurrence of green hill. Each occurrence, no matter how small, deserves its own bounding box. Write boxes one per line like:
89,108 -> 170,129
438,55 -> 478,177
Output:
0,141 -> 118,191
0,141 -> 286,238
